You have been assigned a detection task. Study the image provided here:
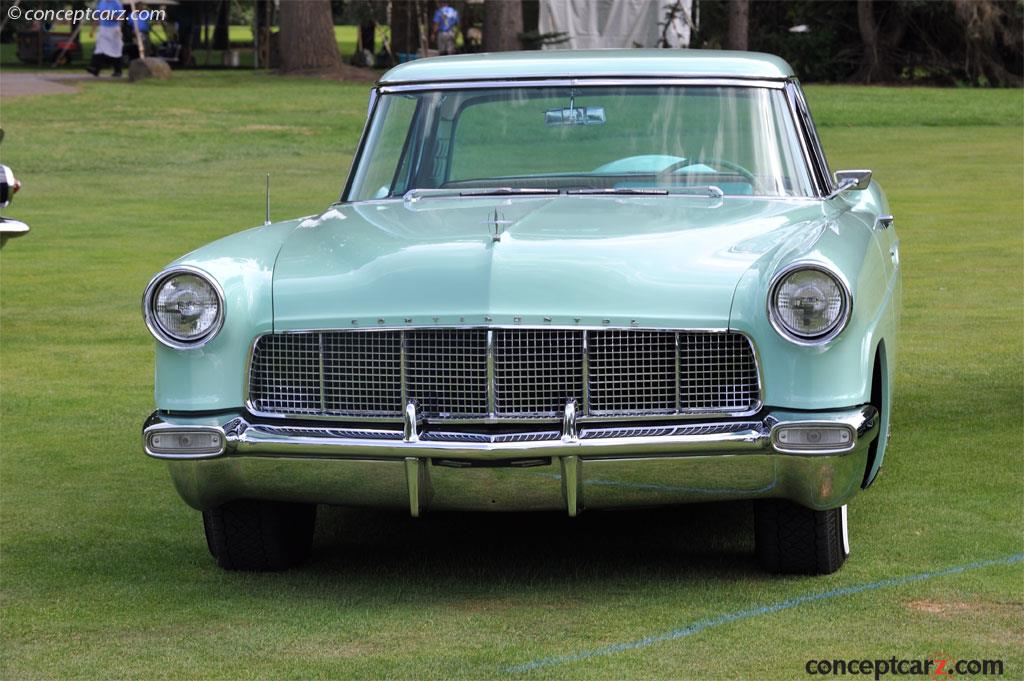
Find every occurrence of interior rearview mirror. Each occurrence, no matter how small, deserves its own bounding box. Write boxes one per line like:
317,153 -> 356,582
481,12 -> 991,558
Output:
545,106 -> 606,126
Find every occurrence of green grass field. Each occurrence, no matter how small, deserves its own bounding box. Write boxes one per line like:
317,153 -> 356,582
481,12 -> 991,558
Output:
1,73 -> 1022,679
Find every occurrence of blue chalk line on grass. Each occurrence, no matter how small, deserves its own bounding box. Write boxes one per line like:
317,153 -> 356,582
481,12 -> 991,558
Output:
504,552 -> 1024,673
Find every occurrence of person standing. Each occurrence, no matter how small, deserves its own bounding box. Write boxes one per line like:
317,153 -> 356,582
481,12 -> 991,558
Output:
431,1 -> 460,56
86,0 -> 124,77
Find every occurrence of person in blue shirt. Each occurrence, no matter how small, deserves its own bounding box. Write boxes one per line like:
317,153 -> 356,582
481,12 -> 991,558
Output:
86,0 -> 124,76
431,2 -> 459,55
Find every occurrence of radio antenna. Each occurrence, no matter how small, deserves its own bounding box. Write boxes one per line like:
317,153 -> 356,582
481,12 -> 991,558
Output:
264,173 -> 271,225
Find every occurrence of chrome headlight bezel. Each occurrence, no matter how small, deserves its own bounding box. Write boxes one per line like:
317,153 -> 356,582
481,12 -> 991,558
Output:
142,265 -> 226,350
767,262 -> 852,345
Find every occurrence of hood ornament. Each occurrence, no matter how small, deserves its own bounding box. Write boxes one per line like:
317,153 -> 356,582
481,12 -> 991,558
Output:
483,208 -> 513,242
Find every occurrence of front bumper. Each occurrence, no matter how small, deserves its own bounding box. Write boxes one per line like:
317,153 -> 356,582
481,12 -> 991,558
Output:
144,406 -> 877,514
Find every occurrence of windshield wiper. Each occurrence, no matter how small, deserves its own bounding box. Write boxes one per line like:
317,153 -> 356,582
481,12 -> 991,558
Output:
566,188 -> 668,195
460,187 -> 560,196
403,187 -> 559,202
565,186 -> 725,198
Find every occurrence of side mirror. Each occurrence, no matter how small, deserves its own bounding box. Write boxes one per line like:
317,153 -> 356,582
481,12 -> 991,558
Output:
834,169 -> 872,191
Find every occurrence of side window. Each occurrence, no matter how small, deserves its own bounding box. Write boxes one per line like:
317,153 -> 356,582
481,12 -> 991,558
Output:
789,81 -> 833,193
347,95 -> 419,201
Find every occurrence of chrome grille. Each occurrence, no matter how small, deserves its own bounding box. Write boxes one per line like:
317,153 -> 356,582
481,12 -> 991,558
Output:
680,333 -> 760,410
248,333 -> 321,414
589,330 -> 677,415
323,331 -> 402,416
494,329 -> 583,416
406,329 -> 488,417
248,329 -> 760,420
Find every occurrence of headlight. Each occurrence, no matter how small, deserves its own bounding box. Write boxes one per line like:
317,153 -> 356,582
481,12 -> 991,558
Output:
143,266 -> 225,349
768,264 -> 850,343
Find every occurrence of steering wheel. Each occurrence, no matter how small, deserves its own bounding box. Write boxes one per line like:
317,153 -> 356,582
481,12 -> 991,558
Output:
656,158 -> 758,186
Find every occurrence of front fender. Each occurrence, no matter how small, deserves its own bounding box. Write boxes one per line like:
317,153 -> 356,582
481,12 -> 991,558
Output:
730,189 -> 898,410
152,220 -> 300,411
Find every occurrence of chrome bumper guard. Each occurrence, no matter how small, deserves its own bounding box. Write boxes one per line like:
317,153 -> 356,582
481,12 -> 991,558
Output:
144,405 -> 877,515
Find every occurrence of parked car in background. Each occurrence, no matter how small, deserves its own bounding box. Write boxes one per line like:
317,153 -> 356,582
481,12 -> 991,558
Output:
0,130 -> 30,248
141,50 -> 900,574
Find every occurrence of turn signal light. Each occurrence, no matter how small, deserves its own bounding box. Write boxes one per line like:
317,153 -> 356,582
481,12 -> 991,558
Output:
773,425 -> 854,452
146,430 -> 225,457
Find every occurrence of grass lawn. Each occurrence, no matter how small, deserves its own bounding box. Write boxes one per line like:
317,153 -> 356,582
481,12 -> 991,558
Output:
1,73 -> 1022,679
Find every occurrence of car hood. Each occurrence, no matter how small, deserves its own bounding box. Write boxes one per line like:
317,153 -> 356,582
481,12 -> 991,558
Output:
271,195 -> 825,330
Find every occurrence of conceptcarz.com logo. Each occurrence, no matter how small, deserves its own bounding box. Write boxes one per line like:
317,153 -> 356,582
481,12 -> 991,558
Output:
804,654 -> 1005,680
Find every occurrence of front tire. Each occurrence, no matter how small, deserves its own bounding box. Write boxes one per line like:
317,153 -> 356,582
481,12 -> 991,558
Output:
755,500 -> 849,574
202,500 -> 317,571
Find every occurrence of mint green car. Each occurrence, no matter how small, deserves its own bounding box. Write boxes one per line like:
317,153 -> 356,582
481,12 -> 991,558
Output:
141,50 -> 900,574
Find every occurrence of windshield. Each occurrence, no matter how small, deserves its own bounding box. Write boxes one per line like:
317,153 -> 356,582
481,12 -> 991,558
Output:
345,85 -> 815,202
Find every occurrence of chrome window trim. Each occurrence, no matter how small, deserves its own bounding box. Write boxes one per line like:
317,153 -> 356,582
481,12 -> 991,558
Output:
766,262 -> 853,346
377,77 -> 789,93
142,265 -> 226,350
347,195 -> 824,207
784,79 -> 833,197
242,326 -> 765,424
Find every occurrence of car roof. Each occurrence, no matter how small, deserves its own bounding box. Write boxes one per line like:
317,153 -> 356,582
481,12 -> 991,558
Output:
378,49 -> 795,85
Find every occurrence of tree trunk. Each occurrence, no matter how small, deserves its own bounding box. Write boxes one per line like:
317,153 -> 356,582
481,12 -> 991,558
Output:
390,1 -> 417,56
726,0 -> 749,51
857,0 -> 881,83
213,0 -> 230,50
483,0 -> 524,52
278,0 -> 342,73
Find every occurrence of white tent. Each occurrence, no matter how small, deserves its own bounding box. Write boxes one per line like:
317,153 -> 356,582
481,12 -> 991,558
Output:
539,0 -> 695,50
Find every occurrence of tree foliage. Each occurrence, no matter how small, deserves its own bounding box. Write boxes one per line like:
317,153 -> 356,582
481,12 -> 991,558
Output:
693,0 -> 1023,86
